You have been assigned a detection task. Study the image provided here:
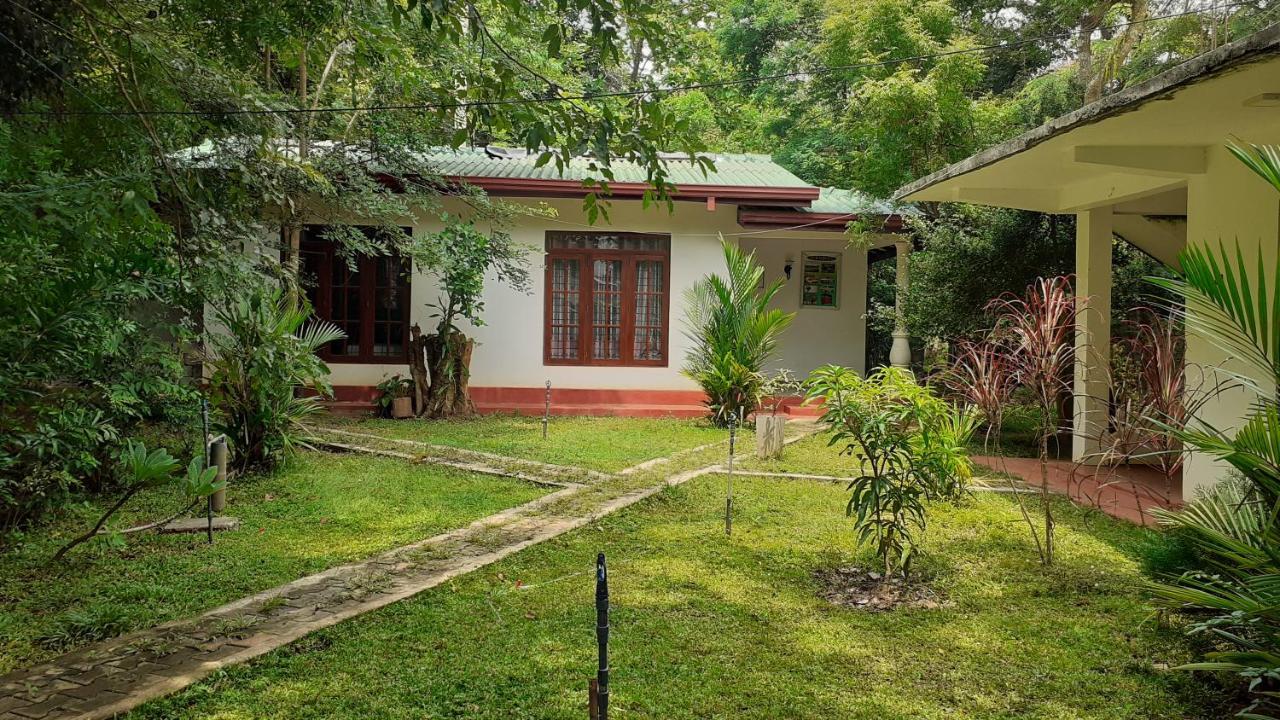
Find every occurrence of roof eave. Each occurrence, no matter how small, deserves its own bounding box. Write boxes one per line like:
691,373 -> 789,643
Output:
894,21 -> 1280,203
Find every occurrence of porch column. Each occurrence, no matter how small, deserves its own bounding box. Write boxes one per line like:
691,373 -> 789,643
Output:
889,238 -> 911,368
1073,206 -> 1112,463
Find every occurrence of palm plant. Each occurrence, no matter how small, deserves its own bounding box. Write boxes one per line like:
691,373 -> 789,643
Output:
987,276 -> 1075,565
683,238 -> 794,427
1145,142 -> 1280,718
206,289 -> 344,472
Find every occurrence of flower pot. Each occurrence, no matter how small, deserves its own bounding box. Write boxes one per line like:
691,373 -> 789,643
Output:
391,396 -> 414,419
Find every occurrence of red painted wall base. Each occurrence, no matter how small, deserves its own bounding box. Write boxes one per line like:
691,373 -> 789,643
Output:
318,385 -> 823,419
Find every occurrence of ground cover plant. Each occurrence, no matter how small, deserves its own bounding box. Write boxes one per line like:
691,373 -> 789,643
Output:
325,415 -> 726,473
131,473 -> 1224,719
0,452 -> 546,674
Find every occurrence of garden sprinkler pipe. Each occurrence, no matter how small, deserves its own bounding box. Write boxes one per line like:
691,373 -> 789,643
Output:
595,552 -> 610,720
543,380 -> 552,440
209,436 -> 228,513
725,410 -> 737,536
201,398 -> 213,544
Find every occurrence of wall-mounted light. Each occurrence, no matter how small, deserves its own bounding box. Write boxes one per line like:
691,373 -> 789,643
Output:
784,255 -> 794,280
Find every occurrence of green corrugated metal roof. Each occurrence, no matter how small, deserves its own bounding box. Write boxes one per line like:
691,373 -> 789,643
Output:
805,187 -> 917,216
175,140 -> 907,212
417,146 -> 813,188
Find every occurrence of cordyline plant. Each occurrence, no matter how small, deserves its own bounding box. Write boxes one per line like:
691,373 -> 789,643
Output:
987,276 -> 1076,565
1083,309 -> 1210,518
942,339 -> 1020,454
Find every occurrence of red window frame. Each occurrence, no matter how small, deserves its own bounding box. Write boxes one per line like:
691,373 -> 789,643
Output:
543,232 -> 671,367
299,226 -> 412,364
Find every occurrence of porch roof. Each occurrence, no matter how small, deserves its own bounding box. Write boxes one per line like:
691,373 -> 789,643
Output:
894,22 -> 1280,215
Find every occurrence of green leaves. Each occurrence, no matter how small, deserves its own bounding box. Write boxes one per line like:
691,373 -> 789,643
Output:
682,238 -> 794,426
1144,144 -> 1280,718
118,441 -> 182,488
180,457 -> 224,498
207,288 -> 346,472
806,365 -> 967,577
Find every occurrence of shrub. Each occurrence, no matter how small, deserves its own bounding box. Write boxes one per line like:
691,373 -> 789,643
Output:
53,441 -> 223,561
205,289 -> 344,472
806,365 -> 974,578
683,239 -> 794,427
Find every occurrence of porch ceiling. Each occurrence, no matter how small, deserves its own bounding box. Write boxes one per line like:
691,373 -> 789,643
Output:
895,23 -> 1280,214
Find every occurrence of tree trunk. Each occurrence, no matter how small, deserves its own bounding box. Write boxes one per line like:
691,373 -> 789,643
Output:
755,415 -> 786,459
408,323 -> 430,416
424,330 -> 476,418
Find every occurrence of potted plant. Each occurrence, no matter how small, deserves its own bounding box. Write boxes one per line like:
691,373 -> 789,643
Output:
376,375 -> 415,419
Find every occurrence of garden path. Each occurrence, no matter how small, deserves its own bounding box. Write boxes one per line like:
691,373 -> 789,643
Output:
0,423 -> 815,720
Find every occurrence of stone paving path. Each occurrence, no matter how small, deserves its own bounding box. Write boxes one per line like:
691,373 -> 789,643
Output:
0,423 -> 815,720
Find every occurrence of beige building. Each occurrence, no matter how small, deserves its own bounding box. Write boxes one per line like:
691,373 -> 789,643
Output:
186,145 -> 910,415
897,24 -> 1280,497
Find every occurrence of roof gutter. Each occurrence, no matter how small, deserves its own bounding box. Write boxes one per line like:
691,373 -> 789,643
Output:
736,208 -> 907,232
375,172 -> 820,206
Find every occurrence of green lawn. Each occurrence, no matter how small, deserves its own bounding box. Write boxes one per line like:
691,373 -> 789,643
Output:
132,474 -> 1220,719
0,452 -> 547,675
325,415 -> 727,472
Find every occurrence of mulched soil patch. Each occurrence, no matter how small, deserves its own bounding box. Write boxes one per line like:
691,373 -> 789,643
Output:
814,566 -> 948,612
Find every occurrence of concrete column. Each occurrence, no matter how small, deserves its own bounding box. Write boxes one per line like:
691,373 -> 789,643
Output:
1073,206 -> 1113,463
1182,144 -> 1280,498
889,238 -> 911,368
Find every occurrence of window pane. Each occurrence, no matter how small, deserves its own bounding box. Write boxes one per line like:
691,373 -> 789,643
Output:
592,259 -> 622,360
800,252 -> 840,308
550,258 -> 581,360
330,259 -> 361,356
372,256 -> 408,357
633,259 -> 665,361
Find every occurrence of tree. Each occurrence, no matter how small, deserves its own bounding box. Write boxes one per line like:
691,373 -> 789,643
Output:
0,0 -> 712,517
410,221 -> 531,417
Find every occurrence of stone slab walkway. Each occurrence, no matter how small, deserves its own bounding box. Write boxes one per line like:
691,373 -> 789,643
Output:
0,423 -> 815,720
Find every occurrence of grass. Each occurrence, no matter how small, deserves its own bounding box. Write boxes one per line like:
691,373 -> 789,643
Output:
0,452 -> 547,674
133,473 -> 1222,719
324,414 -> 727,472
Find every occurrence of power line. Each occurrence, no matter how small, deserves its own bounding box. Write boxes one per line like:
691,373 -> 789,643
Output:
9,1 -> 1268,119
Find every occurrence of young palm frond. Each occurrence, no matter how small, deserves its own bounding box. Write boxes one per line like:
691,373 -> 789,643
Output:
683,238 -> 794,426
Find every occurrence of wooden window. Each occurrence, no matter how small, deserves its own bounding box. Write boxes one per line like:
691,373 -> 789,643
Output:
543,232 -> 670,366
300,226 -> 412,364
800,251 -> 840,309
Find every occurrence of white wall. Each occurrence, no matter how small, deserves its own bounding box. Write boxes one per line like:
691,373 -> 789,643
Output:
1182,144 -> 1280,498
320,197 -> 870,390
740,234 -> 877,376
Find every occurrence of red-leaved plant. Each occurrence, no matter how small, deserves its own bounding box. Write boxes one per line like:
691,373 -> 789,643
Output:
987,276 -> 1076,565
943,339 -> 1020,453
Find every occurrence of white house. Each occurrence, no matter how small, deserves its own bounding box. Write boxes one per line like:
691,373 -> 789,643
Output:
896,23 -> 1280,497
254,147 -> 909,416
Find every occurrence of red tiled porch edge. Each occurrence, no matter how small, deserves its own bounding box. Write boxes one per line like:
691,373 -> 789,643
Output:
973,455 -> 1183,525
